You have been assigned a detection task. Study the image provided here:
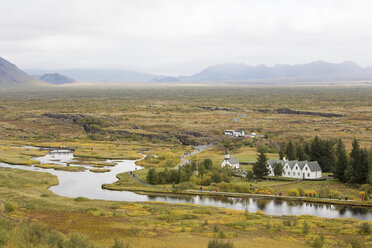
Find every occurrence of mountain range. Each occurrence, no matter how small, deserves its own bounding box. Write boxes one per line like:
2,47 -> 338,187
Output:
154,61 -> 372,82
2,56 -> 372,89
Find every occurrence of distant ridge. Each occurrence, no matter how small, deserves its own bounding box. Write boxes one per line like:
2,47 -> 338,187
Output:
37,73 -> 75,85
26,69 -> 158,83
154,60 -> 372,83
0,57 -> 46,88
22,60 -> 372,84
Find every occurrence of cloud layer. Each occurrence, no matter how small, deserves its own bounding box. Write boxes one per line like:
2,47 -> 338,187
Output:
1,0 -> 372,75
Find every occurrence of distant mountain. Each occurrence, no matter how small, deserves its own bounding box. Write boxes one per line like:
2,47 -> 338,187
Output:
25,69 -> 159,83
168,61 -> 372,82
0,57 -> 46,88
36,73 -> 75,84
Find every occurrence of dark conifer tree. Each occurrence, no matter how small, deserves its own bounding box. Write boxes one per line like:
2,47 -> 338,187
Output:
253,151 -> 269,179
285,140 -> 296,160
334,139 -> 348,182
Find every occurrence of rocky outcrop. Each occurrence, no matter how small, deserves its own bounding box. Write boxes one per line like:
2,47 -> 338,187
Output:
253,108 -> 343,117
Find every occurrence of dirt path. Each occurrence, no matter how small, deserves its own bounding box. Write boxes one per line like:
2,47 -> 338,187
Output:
232,113 -> 248,123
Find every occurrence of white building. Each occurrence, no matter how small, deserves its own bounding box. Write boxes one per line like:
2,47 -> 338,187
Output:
224,130 -> 245,137
267,158 -> 322,179
221,150 -> 239,169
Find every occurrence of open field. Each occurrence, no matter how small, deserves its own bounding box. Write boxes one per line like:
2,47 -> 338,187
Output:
0,85 -> 371,150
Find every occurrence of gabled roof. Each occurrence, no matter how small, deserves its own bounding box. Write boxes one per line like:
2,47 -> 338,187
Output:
307,161 -> 322,172
229,157 -> 239,165
268,160 -> 321,172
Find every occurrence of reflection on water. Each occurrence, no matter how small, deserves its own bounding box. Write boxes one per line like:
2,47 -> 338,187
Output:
1,150 -> 372,220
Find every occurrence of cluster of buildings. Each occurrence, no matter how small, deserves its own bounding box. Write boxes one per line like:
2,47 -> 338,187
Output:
224,130 -> 264,138
221,151 -> 322,179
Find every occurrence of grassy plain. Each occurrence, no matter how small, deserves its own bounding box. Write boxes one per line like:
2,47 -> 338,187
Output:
0,84 -> 371,247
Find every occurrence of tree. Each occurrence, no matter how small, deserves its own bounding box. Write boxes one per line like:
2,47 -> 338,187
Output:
253,151 -> 269,179
146,168 -> 157,185
278,145 -> 285,160
203,159 -> 213,170
273,162 -> 284,177
348,138 -> 368,184
285,140 -> 296,160
296,144 -> 306,161
334,139 -> 348,182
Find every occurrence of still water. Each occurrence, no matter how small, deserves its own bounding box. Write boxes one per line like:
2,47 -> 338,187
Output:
1,149 -> 372,220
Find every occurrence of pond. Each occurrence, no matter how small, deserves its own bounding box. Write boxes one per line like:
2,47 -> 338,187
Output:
1,149 -> 372,220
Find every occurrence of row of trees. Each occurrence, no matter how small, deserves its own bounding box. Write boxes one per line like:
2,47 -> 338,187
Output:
334,138 -> 369,184
280,137 -> 371,184
146,158 -> 232,186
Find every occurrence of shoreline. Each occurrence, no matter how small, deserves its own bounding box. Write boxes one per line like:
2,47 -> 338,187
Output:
102,185 -> 372,209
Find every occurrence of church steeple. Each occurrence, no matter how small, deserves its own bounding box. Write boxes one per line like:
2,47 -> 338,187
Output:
225,149 -> 230,160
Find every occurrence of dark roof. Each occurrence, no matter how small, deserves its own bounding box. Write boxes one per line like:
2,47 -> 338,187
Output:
268,159 -> 321,172
307,161 -> 322,172
228,157 -> 239,165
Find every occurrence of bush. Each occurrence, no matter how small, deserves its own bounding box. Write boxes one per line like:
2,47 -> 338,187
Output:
74,197 -> 90,202
287,189 -> 300,197
359,222 -> 371,235
349,237 -> 365,248
329,190 -> 341,198
312,233 -> 325,248
302,221 -> 310,234
207,239 -> 234,248
175,182 -> 195,190
111,238 -> 130,248
5,201 -> 17,212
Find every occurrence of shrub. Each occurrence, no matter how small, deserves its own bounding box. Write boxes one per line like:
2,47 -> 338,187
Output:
287,189 -> 300,197
359,222 -> 371,235
302,221 -> 310,234
74,197 -> 90,202
312,233 -> 325,248
207,239 -> 234,248
111,238 -> 130,248
349,237 -> 365,248
5,201 -> 17,212
305,190 -> 317,196
359,191 -> 366,198
329,190 -> 341,198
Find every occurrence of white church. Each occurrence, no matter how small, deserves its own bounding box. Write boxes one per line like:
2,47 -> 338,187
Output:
221,150 -> 239,169
267,158 -> 322,179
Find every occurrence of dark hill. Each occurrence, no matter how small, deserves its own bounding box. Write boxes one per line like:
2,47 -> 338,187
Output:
37,73 -> 75,84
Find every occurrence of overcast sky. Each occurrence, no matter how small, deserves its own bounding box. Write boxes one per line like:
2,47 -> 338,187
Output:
1,0 -> 372,76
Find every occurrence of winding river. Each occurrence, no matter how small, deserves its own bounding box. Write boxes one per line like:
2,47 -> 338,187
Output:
1,148 -> 372,220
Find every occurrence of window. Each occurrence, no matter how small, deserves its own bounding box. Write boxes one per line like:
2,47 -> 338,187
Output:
293,172 -> 295,176
307,173 -> 310,177
288,172 -> 290,176
298,172 -> 300,176
305,167 -> 308,170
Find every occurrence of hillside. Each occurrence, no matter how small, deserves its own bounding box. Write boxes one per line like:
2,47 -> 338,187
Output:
0,57 -> 46,88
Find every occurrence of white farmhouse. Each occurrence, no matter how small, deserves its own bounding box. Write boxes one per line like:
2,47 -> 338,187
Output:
224,130 -> 245,137
267,158 -> 322,179
221,150 -> 239,169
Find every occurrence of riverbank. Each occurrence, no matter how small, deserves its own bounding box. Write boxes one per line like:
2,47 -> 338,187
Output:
103,181 -> 372,209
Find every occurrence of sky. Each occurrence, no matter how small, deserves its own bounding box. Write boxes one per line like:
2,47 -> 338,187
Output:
1,0 -> 372,76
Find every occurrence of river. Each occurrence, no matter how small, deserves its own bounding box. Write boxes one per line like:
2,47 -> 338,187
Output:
1,149 -> 372,220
